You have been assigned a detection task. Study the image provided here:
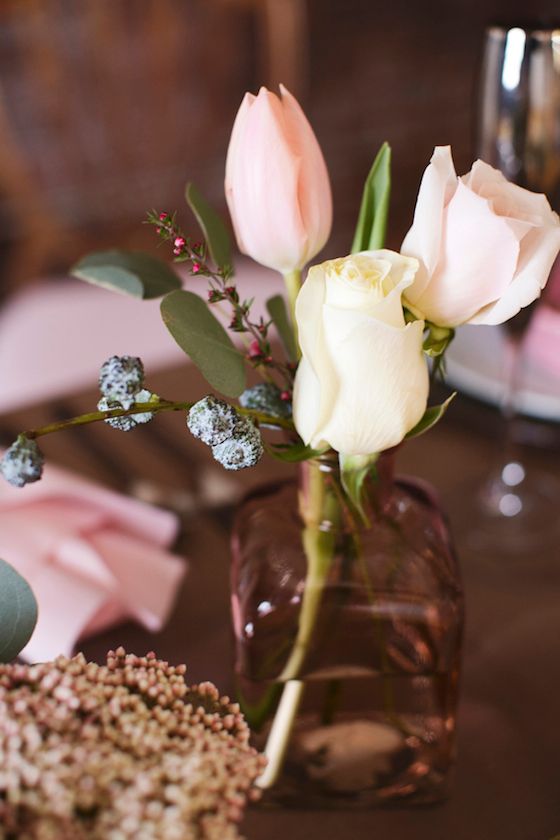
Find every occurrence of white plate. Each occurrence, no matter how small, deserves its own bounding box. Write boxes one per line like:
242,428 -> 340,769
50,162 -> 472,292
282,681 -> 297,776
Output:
446,322 -> 560,422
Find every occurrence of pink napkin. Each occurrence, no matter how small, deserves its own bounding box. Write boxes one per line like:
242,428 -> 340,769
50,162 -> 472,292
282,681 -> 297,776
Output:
0,457 -> 185,663
0,260 -> 280,413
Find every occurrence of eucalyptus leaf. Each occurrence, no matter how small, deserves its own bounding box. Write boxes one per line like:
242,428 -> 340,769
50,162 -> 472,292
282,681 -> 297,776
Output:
268,442 -> 328,463
185,182 -> 232,270
161,290 -> 246,397
266,295 -> 298,362
71,250 -> 181,299
351,142 -> 391,253
405,393 -> 456,440
0,559 -> 38,663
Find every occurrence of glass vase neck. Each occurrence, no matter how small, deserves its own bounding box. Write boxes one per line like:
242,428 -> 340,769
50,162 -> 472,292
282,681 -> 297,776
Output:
298,450 -> 397,530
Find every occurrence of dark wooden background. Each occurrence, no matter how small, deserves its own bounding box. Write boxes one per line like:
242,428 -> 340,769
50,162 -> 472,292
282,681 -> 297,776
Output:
0,0 -> 559,289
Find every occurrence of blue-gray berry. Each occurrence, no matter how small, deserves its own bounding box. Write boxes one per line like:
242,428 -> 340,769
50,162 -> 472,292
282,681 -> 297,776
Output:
98,389 -> 155,431
99,355 -> 144,406
211,417 -> 263,470
187,396 -> 238,446
239,383 -> 291,419
1,437 -> 44,487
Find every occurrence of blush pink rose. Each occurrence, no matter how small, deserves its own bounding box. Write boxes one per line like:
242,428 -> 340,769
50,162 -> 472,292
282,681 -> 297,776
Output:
225,85 -> 332,273
401,146 -> 560,327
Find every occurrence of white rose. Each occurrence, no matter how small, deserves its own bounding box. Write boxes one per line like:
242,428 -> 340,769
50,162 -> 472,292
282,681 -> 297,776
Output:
401,146 -> 560,327
293,251 -> 429,456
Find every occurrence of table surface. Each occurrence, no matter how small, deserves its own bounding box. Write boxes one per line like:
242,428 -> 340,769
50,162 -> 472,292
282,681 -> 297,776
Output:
2,364 -> 559,840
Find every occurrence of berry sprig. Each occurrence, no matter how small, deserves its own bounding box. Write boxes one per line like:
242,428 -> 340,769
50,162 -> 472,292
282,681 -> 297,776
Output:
0,356 -> 296,488
147,210 -> 294,391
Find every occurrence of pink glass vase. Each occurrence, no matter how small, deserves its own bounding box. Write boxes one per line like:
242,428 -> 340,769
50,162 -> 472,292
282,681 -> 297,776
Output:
231,453 -> 464,807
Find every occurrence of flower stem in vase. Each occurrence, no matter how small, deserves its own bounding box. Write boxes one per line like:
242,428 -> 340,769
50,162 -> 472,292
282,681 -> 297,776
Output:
256,459 -> 339,788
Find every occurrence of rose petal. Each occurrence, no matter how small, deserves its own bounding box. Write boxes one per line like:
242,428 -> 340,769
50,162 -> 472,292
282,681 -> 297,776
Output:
408,181 -> 521,326
314,310 -> 428,455
401,146 -> 458,302
464,160 -> 555,223
469,223 -> 560,324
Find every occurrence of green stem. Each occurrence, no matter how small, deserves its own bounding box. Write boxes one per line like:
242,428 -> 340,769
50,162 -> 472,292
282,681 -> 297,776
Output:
23,400 -> 294,440
255,680 -> 305,789
256,461 -> 338,789
283,269 -> 302,359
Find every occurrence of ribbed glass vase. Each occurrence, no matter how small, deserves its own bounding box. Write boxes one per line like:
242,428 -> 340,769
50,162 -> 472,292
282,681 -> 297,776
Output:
231,453 -> 464,807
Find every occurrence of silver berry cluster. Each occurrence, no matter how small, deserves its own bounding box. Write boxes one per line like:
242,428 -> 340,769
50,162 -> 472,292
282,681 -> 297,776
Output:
99,355 -> 145,406
0,436 -> 44,487
187,396 -> 263,470
97,355 -> 156,431
239,382 -> 291,419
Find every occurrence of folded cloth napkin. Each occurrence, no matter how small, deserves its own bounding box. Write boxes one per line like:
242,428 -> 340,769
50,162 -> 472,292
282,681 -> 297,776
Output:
0,457 -> 185,663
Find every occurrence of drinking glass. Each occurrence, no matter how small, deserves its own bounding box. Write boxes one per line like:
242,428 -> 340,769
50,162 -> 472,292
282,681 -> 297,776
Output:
469,24 -> 560,556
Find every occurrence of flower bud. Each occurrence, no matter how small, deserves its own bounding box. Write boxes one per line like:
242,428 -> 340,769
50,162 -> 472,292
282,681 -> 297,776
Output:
225,85 -> 332,272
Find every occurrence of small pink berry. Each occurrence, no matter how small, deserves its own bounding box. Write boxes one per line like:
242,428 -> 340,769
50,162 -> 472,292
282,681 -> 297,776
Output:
280,390 -> 291,401
159,212 -> 168,221
192,262 -> 201,274
174,236 -> 186,250
248,341 -> 262,359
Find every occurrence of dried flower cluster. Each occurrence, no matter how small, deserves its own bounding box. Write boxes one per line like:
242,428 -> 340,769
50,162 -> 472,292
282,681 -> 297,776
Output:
0,649 -> 265,840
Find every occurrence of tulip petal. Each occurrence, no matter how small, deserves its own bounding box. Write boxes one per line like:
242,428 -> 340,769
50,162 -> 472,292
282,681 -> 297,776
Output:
225,86 -> 332,272
225,91 -> 255,254
280,85 -> 333,265
235,89 -> 309,270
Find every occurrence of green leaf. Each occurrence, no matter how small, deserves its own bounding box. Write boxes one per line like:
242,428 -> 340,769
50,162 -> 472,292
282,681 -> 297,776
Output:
185,182 -> 232,269
268,442 -> 328,463
406,393 -> 456,440
0,559 -> 38,662
266,295 -> 298,362
351,142 -> 391,253
339,453 -> 378,523
71,250 -> 182,299
161,290 -> 246,397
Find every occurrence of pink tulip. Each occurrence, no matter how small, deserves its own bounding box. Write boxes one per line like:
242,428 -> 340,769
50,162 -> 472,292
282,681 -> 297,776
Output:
225,85 -> 332,273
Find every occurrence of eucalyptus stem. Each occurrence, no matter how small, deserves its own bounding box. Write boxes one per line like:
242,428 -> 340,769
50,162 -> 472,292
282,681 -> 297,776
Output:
23,400 -> 294,440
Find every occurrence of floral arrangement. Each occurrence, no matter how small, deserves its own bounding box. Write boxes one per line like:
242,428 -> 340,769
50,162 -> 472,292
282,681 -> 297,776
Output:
1,84 -> 559,803
0,649 -> 264,839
